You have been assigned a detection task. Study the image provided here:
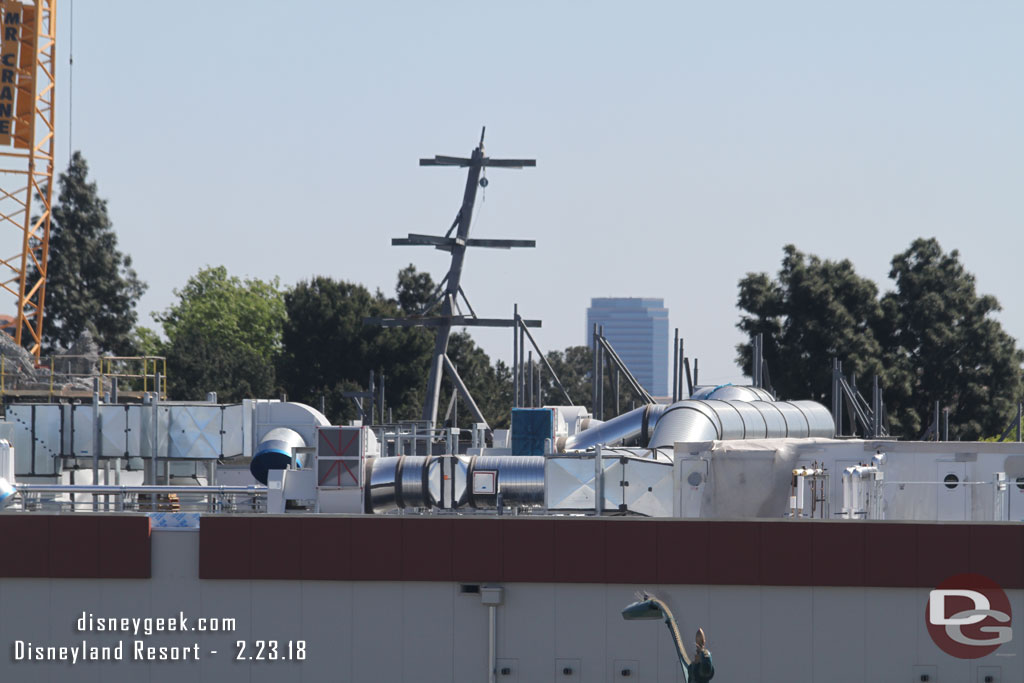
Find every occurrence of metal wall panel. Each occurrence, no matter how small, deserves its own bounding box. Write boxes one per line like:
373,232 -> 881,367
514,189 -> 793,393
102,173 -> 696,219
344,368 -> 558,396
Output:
98,405 -> 129,457
545,457 -> 597,510
622,457 -> 674,517
72,404 -> 96,457
221,405 -> 244,458
7,405 -> 35,474
168,405 -> 222,459
603,459 -> 625,511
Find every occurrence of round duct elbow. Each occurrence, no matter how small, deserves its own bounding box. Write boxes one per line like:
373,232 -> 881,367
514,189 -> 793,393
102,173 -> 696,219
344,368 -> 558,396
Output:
250,427 -> 307,485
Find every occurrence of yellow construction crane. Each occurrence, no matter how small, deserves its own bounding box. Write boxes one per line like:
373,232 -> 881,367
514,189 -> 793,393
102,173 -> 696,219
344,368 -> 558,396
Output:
0,0 -> 56,360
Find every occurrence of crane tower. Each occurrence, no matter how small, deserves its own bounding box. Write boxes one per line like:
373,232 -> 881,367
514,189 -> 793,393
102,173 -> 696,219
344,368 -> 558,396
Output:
0,0 -> 55,359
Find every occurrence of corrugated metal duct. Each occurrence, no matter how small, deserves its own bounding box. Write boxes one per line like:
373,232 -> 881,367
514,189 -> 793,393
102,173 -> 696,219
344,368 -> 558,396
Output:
647,399 -> 834,449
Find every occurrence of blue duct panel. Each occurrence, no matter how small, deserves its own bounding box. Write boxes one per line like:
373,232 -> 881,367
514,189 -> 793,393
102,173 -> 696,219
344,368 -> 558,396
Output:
510,408 -> 554,455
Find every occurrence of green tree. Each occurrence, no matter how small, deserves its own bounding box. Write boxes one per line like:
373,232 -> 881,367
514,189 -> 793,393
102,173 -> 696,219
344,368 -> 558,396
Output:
879,238 -> 1023,439
535,344 -> 649,417
396,264 -> 436,314
32,151 -> 146,354
277,275 -> 433,424
438,332 -> 513,429
736,240 -> 1024,440
154,266 -> 286,402
278,265 -> 526,427
540,346 -> 593,407
735,245 -> 885,404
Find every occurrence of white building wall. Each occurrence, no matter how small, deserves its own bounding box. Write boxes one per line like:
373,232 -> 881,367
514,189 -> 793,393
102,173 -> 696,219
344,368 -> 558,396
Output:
1,529 -> 1021,682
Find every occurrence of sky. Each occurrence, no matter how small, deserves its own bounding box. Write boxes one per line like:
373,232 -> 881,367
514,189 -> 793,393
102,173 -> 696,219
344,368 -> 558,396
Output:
30,1 -> 1024,388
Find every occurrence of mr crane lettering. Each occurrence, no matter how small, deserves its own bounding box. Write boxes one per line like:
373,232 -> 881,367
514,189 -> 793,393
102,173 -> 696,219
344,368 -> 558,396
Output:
0,4 -> 19,141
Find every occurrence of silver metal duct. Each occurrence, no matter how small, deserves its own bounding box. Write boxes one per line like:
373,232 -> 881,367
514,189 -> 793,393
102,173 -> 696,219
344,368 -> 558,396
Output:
399,456 -> 432,509
468,456 -> 545,509
367,455 -> 403,513
562,404 -> 667,452
647,399 -> 834,449
689,385 -> 775,402
367,455 -> 435,513
791,400 -> 838,436
366,454 -> 546,513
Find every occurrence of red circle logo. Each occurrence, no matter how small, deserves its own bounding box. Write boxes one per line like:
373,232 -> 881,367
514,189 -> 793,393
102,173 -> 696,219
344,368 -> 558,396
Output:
925,573 -> 1012,659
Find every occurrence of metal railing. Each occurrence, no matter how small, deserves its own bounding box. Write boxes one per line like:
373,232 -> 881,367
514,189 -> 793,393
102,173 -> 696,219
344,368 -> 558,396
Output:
1,354 -> 167,398
12,484 -> 265,513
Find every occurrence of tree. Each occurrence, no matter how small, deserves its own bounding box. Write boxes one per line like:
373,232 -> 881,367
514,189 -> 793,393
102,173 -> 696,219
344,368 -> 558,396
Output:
879,238 -> 1023,439
32,151 -> 146,354
277,275 -> 433,424
438,331 -> 513,429
278,265 -> 525,427
155,266 -> 286,402
539,346 -> 593,407
735,245 -> 885,404
396,263 -> 436,314
736,240 -> 1024,440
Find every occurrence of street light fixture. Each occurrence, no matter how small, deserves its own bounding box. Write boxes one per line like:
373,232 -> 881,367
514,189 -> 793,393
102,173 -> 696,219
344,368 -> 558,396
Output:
622,592 -> 714,681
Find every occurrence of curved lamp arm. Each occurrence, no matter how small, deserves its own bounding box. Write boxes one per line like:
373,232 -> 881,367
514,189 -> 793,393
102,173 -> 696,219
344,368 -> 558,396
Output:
621,593 -> 691,672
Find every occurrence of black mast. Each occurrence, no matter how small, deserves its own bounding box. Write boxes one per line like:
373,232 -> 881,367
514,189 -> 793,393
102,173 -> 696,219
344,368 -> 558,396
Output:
368,128 -> 538,428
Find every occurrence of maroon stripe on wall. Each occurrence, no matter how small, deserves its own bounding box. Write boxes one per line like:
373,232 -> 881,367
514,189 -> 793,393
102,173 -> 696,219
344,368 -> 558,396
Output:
0,515 -> 151,579
199,517 -> 1024,589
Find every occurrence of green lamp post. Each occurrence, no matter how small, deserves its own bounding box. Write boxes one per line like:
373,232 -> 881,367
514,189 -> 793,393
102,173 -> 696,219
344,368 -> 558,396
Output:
621,592 -> 714,682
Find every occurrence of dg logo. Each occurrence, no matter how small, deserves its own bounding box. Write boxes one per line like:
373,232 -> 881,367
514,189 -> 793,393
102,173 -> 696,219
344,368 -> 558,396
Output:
926,573 -> 1012,659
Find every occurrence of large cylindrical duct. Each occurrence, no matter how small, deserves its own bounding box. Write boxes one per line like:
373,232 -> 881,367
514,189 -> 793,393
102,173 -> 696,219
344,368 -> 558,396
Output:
367,455 -> 435,513
367,455 -> 402,513
647,399 -> 834,449
562,404 -> 667,452
250,427 -> 307,485
467,456 -> 545,509
365,454 -> 546,513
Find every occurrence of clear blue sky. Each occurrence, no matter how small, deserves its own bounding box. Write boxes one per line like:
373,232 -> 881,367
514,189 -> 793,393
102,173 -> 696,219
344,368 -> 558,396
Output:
55,1 -> 1023,386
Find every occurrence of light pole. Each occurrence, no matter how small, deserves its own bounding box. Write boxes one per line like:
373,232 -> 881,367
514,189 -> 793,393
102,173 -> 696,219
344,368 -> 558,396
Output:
621,592 -> 714,682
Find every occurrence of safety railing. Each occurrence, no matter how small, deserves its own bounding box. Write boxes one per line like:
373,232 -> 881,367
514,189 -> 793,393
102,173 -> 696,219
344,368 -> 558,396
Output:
11,484 -> 265,513
1,354 -> 167,399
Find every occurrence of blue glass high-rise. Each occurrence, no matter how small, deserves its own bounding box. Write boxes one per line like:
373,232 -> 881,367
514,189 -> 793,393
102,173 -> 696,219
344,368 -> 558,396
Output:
586,298 -> 669,398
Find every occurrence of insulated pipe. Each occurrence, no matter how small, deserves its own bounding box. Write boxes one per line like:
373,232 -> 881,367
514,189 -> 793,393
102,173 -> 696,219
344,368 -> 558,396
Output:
367,455 -> 403,513
366,455 -> 440,513
562,404 -> 667,452
365,454 -> 546,512
468,456 -> 545,509
647,399 -> 834,449
250,427 -> 307,485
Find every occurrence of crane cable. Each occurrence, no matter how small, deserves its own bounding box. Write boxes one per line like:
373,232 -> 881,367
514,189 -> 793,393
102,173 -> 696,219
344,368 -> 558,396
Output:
68,0 -> 73,160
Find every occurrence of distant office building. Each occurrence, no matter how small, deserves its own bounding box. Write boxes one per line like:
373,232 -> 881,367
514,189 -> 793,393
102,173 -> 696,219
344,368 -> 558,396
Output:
586,298 -> 669,397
